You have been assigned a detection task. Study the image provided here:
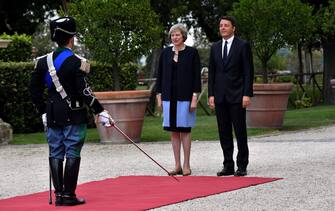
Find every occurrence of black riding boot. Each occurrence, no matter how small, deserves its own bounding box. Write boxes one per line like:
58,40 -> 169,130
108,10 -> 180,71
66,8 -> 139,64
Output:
49,158 -> 64,206
62,157 -> 85,206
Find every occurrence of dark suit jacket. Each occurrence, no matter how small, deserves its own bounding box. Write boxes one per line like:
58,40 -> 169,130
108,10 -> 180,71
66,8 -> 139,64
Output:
156,46 -> 201,101
208,37 -> 254,104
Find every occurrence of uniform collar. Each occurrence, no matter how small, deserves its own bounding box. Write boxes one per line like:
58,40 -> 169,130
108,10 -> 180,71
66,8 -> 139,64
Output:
55,47 -> 72,53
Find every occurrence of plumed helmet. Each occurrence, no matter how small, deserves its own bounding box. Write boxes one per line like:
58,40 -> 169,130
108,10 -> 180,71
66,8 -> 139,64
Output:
50,17 -> 76,43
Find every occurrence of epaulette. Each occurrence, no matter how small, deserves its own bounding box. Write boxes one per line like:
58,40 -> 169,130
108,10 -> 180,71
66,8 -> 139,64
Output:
34,54 -> 47,69
75,54 -> 90,73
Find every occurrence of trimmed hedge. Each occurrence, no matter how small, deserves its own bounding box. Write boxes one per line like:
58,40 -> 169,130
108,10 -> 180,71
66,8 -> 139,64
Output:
0,61 -> 138,133
0,62 -> 38,133
0,33 -> 32,62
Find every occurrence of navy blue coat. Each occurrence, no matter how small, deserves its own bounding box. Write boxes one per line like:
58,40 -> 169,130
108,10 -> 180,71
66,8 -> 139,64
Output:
156,46 -> 201,101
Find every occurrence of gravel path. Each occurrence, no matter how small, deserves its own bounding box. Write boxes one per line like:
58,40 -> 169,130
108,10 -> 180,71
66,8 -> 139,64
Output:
1,125 -> 335,210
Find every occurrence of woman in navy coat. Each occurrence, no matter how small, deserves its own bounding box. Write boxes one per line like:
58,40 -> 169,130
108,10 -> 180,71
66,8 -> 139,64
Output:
156,23 -> 201,176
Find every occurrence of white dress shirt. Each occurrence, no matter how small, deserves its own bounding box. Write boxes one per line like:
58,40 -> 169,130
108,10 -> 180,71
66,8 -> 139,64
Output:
222,36 -> 234,58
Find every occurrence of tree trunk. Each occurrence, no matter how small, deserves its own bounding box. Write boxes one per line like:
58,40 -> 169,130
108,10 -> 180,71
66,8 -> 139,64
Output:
147,48 -> 162,115
309,46 -> 314,74
150,48 -> 161,78
304,47 -> 312,84
322,40 -> 335,104
297,43 -> 304,84
61,0 -> 68,14
261,59 -> 268,83
112,63 -> 121,91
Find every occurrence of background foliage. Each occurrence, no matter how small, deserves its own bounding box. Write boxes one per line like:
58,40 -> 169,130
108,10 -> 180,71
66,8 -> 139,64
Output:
0,33 -> 32,62
88,62 -> 138,91
0,62 -> 38,133
69,0 -> 161,90
230,0 -> 314,83
0,61 -> 134,133
0,0 -> 60,35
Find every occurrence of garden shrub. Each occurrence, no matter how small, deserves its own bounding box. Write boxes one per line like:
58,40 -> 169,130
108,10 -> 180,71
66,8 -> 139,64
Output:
0,62 -> 39,133
0,33 -> 32,62
0,61 -> 138,133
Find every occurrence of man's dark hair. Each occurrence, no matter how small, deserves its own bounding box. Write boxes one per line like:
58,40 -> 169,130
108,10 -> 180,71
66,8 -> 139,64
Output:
220,16 -> 237,27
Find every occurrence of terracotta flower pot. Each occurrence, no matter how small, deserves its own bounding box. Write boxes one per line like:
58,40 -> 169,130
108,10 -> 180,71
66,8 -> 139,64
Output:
330,79 -> 335,89
94,90 -> 151,144
246,83 -> 293,128
330,79 -> 335,104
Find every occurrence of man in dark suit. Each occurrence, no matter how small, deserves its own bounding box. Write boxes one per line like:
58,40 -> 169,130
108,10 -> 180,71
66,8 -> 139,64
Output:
208,16 -> 254,177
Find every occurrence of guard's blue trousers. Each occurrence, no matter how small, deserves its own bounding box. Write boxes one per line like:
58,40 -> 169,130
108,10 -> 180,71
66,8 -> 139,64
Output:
47,124 -> 87,159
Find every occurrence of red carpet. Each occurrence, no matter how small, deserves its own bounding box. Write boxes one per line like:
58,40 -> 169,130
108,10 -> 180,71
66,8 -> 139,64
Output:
0,176 -> 281,211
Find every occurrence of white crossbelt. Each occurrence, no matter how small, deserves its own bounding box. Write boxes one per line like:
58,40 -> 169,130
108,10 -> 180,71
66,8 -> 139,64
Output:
46,52 -> 71,105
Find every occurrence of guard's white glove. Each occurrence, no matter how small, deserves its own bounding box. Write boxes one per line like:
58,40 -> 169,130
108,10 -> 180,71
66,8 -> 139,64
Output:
41,113 -> 47,128
97,110 -> 115,127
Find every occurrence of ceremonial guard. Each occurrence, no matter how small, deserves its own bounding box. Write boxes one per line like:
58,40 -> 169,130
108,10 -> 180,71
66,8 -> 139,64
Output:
30,17 -> 113,206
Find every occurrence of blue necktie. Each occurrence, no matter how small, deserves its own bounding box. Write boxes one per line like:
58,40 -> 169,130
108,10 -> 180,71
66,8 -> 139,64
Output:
223,41 -> 228,63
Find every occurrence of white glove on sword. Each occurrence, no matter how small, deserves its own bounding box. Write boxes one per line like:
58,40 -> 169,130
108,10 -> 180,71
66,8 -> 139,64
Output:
42,113 -> 47,128
97,110 -> 115,127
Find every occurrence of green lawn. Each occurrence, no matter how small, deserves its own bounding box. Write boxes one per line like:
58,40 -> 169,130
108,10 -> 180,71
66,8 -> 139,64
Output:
12,104 -> 335,144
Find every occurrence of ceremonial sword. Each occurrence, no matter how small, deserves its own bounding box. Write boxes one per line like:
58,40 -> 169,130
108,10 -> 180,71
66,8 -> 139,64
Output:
101,117 -> 179,182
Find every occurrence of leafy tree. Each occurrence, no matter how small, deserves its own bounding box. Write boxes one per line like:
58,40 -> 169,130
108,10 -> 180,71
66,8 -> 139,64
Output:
31,22 -> 56,57
0,0 -> 63,35
150,0 -> 186,47
230,0 -> 314,83
149,0 -> 237,44
302,0 -> 329,14
183,0 -> 237,42
69,0 -> 161,90
315,0 -> 335,103
300,0 -> 335,103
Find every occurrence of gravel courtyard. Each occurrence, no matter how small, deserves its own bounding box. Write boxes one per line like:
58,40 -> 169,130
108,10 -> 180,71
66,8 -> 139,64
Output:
1,125 -> 334,210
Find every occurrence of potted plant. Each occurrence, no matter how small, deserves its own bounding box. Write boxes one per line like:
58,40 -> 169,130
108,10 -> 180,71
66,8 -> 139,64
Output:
231,0 -> 314,128
69,0 -> 161,143
91,63 -> 151,144
330,79 -> 335,104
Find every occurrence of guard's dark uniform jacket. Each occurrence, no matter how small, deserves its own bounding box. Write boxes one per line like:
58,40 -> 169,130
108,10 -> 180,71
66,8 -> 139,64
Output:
30,48 -> 103,128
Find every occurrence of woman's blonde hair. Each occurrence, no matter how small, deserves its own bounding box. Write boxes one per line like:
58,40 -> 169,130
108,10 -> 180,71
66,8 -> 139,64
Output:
168,23 -> 188,42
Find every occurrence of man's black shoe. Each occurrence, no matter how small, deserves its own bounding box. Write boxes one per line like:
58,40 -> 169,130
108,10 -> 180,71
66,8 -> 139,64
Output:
217,167 -> 235,176
234,168 -> 247,176
55,195 -> 63,206
62,195 -> 85,206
